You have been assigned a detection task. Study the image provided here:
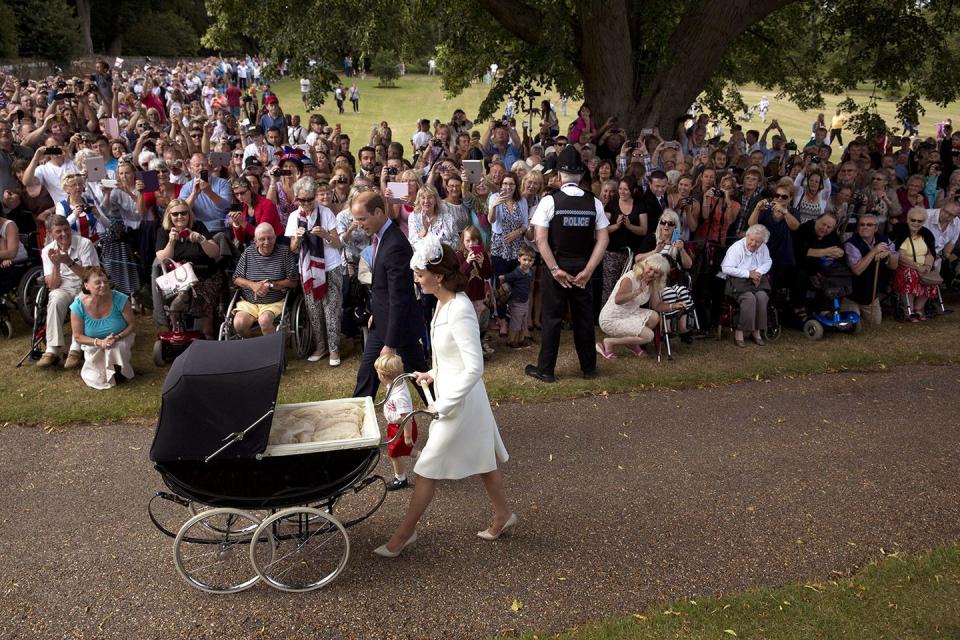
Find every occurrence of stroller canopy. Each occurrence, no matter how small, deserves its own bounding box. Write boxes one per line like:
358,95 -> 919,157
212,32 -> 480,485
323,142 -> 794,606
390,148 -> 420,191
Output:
150,332 -> 284,462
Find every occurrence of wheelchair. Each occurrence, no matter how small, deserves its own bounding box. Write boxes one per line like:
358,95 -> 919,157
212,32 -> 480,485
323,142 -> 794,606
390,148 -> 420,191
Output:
15,269 -> 49,367
715,278 -> 783,343
218,286 -> 313,363
1,232 -> 45,338
798,261 -> 861,340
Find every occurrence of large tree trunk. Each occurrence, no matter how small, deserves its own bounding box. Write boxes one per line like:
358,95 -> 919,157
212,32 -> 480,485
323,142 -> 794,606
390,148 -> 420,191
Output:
76,0 -> 94,55
479,0 -> 796,138
631,0 -> 796,135
577,1 -> 641,130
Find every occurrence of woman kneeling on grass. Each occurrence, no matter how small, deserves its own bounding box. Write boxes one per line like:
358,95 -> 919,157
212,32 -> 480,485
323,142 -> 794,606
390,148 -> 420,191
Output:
596,254 -> 678,359
69,266 -> 136,389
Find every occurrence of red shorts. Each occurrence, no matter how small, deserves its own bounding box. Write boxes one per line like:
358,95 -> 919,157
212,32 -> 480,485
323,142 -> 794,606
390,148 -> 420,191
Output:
387,419 -> 417,458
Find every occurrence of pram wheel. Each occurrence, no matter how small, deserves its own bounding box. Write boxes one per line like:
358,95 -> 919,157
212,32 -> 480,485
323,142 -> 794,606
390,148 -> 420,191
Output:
173,508 -> 268,594
153,340 -> 165,367
250,507 -> 350,592
0,318 -> 12,339
802,318 -> 824,341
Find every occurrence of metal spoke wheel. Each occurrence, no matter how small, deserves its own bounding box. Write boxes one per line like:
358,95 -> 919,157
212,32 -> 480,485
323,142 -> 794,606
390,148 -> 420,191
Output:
250,507 -> 350,592
173,508 -> 268,594
291,295 -> 313,359
766,308 -> 782,341
16,265 -> 44,325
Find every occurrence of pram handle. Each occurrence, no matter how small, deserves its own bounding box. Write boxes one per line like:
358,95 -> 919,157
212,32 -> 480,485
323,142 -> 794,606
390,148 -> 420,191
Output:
375,372 -> 435,409
375,372 -> 438,448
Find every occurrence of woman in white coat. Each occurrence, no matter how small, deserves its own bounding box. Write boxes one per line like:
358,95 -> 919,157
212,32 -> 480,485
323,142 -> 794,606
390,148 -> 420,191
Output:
374,236 -> 515,557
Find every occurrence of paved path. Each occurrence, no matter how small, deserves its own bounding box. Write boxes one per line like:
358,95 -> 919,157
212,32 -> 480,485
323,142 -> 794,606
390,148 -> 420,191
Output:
1,365 -> 958,639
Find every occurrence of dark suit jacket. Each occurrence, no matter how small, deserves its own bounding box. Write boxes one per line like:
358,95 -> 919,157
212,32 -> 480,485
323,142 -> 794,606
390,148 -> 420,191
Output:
371,221 -> 422,347
638,189 -> 667,232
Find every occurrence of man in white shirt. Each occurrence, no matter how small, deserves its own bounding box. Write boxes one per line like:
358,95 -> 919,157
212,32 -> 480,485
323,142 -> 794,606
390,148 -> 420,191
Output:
300,77 -> 310,108
237,62 -> 249,89
38,215 -> 100,368
23,139 -> 78,203
925,202 -> 960,285
525,145 -> 609,383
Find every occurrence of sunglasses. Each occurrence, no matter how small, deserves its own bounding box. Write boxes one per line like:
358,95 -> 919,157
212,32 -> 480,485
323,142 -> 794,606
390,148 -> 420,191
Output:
773,193 -> 790,200
659,220 -> 676,227
908,219 -> 925,223
169,210 -> 188,217
295,197 -> 314,204
858,222 -> 877,227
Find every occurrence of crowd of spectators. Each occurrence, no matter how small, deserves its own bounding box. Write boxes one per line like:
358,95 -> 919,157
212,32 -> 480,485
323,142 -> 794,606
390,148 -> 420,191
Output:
1,55 -> 957,389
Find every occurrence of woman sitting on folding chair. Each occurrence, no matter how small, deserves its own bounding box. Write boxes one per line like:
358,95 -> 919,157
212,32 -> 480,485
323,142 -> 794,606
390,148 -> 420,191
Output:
634,209 -> 696,342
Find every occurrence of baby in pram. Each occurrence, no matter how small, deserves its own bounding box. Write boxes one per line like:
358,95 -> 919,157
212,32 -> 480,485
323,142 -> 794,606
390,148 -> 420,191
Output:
376,353 -> 418,491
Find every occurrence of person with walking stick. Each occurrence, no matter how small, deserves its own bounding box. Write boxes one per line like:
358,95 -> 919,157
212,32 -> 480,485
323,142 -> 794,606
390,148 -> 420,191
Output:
843,212 -> 898,327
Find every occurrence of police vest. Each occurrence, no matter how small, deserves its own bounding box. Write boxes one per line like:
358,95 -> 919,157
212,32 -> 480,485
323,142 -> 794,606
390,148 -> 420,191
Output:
845,233 -> 892,305
548,189 -> 597,260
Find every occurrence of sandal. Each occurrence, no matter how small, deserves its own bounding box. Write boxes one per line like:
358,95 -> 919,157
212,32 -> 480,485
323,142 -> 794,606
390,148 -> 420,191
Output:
626,345 -> 647,357
595,342 -> 617,360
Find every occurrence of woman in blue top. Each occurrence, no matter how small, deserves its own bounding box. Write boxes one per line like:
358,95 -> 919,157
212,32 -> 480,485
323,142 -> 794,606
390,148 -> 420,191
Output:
69,266 -> 136,389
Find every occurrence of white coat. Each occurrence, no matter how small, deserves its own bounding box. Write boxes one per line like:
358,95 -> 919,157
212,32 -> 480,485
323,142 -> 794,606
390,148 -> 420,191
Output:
414,292 -> 508,479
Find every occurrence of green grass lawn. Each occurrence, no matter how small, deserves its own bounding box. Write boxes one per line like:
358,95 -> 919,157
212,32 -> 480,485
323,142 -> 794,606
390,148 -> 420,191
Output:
2,300 -> 958,426
268,75 -> 959,150
509,544 -> 960,640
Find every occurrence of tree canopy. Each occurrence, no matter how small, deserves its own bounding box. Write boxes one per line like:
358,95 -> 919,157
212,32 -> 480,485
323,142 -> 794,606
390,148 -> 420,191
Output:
204,0 -> 960,139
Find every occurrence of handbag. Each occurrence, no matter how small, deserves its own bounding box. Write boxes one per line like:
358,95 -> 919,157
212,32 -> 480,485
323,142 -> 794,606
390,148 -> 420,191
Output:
907,236 -> 944,286
156,260 -> 199,298
724,274 -> 771,296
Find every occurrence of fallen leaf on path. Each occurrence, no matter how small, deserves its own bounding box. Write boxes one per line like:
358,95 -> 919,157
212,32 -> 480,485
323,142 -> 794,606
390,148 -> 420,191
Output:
510,599 -> 523,612
724,630 -> 738,637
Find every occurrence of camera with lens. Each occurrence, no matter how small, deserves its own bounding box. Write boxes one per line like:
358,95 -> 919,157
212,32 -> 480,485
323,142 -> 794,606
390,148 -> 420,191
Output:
712,188 -> 724,198
680,196 -> 694,207
387,167 -> 398,177
336,176 -> 349,185
784,140 -> 798,152
277,169 -> 292,177
431,138 -> 443,147
810,156 -> 821,165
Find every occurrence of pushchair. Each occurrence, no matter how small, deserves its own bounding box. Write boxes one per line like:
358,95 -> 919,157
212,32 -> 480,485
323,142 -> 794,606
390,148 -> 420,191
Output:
147,332 -> 434,593
800,259 -> 860,340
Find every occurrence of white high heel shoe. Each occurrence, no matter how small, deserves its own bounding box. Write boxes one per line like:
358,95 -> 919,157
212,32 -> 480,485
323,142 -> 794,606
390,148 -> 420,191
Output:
373,532 -> 417,557
477,513 -> 518,541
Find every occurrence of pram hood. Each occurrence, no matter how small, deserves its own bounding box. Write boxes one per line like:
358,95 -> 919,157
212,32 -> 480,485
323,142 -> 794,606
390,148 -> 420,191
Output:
150,332 -> 284,462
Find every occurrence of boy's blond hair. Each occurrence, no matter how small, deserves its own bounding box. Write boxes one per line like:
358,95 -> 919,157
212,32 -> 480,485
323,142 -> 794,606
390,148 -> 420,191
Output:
374,353 -> 404,380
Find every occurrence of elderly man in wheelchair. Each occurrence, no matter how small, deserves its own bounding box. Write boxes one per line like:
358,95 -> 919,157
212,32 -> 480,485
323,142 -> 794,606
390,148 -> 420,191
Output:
230,222 -> 298,337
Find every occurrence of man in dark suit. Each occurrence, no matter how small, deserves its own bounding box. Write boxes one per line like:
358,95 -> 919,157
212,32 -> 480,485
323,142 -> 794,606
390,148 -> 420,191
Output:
351,191 -> 427,398
638,169 -> 669,233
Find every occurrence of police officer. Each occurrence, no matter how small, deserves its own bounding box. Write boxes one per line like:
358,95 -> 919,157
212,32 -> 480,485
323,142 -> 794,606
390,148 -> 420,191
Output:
525,145 -> 609,382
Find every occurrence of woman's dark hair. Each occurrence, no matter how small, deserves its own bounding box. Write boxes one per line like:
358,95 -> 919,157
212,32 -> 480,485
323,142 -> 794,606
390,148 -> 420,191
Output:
618,174 -> 638,196
426,245 -> 467,293
500,171 -> 521,201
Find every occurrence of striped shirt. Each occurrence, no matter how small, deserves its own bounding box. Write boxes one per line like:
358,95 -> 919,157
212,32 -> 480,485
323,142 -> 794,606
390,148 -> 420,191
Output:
234,244 -> 298,304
